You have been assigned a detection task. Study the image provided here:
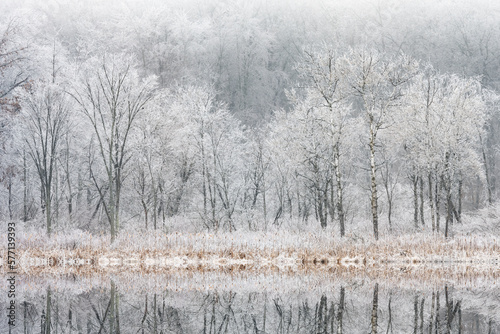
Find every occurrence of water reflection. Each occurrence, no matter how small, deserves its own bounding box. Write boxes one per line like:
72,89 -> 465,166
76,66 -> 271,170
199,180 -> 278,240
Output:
6,279 -> 499,334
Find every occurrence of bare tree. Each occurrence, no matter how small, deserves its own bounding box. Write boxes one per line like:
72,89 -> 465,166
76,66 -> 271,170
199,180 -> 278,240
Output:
0,21 -> 28,223
341,48 -> 418,240
71,56 -> 154,242
296,48 -> 352,236
21,83 -> 69,236
371,283 -> 379,334
0,21 -> 28,101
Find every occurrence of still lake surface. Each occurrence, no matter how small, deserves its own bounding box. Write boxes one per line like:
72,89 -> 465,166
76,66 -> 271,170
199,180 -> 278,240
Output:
3,270 -> 499,334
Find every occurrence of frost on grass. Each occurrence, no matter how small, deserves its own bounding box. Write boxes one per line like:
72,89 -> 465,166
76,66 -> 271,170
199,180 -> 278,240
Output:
2,226 -> 499,276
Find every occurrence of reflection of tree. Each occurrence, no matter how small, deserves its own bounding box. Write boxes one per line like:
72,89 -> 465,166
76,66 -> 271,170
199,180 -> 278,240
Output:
386,293 -> 393,334
444,286 -> 461,334
16,284 -> 499,333
271,287 -> 347,333
419,296 -> 425,333
41,287 -> 51,334
85,280 -> 121,333
109,280 -> 120,333
22,301 -> 37,333
436,291 -> 440,332
371,283 -> 379,334
201,291 -> 240,334
337,286 -> 345,334
137,292 -> 183,333
317,295 -> 328,333
412,295 -> 425,334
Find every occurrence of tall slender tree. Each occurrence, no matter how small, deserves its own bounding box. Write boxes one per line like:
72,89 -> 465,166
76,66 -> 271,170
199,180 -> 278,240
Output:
340,48 -> 418,240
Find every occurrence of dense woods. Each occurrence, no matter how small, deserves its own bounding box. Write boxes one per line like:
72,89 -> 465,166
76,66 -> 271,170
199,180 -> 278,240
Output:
1,0 -> 500,240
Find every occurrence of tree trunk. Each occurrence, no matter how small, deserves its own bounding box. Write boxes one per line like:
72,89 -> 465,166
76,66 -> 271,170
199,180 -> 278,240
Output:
142,197 -> 148,230
420,298 -> 425,334
262,169 -> 267,231
382,163 -> 393,230
114,141 -> 122,240
480,134 -> 492,205
371,284 -> 379,334
262,292 -> 267,333
428,173 -> 435,232
413,175 -> 418,228
46,188 -> 52,236
110,281 -> 116,333
435,292 -> 440,334
445,179 -> 452,238
45,288 -> 52,334
8,175 -> 13,220
428,292 -> 435,334
435,181 -> 440,232
334,145 -> 345,237
336,287 -> 345,334
419,177 -> 425,227
201,124 -> 208,226
445,286 -> 451,334
23,149 -> 28,222
153,294 -> 158,334
23,301 -> 27,334
152,183 -> 158,230
141,295 -> 148,334
65,137 -> 73,221
458,304 -> 462,334
318,185 -> 327,228
115,288 -> 121,334
328,178 -> 336,223
457,178 -> 462,224
369,127 -> 379,240
386,295 -> 393,334
55,163 -> 59,227
414,296 -> 418,334
318,295 -> 327,334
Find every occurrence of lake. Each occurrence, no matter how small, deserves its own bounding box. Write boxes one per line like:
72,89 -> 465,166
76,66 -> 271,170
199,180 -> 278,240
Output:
4,269 -> 499,333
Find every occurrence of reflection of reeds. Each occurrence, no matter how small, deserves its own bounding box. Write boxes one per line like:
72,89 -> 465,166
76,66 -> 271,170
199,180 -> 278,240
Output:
2,230 -> 499,280
6,265 -> 500,297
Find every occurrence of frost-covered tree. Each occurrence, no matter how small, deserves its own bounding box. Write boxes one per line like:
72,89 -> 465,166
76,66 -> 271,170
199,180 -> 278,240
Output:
18,82 -> 70,235
0,21 -> 29,221
266,112 -> 300,226
269,90 -> 358,234
398,70 -> 487,236
131,94 -> 169,230
130,87 -> 199,230
133,85 -> 247,232
71,55 -> 155,242
184,86 -> 247,231
340,48 -> 419,240
295,47 -> 353,236
0,21 -> 28,103
240,129 -> 271,230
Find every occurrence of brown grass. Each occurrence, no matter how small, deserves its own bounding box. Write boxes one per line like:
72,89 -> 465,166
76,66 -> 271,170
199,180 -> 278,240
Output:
2,231 -> 499,280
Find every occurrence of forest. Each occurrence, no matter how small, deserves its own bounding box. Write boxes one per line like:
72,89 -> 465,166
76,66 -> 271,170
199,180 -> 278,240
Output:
2,0 -> 500,243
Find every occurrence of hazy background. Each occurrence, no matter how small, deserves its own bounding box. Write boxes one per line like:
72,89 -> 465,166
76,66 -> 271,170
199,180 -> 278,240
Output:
3,0 -> 500,123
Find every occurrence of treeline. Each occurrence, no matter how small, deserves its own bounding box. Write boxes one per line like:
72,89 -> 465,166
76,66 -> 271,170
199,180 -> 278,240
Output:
1,0 -> 500,240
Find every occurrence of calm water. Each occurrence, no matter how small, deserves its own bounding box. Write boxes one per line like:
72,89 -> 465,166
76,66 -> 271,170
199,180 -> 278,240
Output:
3,273 -> 499,334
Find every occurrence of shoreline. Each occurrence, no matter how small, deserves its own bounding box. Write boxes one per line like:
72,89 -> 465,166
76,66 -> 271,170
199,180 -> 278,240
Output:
1,230 -> 499,276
